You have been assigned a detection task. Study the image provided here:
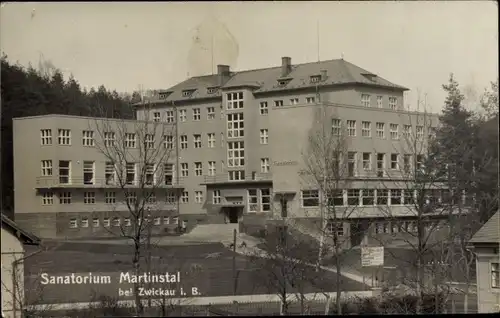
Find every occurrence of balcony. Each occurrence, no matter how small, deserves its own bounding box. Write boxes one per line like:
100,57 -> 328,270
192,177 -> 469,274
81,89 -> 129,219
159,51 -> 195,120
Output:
202,173 -> 273,185
35,177 -> 185,189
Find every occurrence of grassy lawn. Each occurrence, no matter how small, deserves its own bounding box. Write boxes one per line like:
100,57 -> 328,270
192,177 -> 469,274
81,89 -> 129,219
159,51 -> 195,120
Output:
24,242 -> 367,304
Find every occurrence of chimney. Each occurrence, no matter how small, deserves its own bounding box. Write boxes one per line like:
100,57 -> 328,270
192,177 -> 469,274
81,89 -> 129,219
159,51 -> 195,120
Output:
320,70 -> 327,81
281,56 -> 292,77
217,65 -> 231,86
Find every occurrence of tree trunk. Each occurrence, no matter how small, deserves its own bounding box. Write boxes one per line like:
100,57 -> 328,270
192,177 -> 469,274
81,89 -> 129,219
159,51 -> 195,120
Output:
415,258 -> 422,314
335,237 -> 342,315
133,238 -> 143,316
316,216 -> 326,271
324,295 -> 331,315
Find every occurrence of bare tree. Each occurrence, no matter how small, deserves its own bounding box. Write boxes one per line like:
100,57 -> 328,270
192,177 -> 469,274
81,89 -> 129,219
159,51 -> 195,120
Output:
89,95 -> 178,316
296,102 -> 367,315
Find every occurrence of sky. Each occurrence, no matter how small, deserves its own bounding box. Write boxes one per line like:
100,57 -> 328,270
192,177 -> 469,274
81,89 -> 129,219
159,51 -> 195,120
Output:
1,1 -> 498,113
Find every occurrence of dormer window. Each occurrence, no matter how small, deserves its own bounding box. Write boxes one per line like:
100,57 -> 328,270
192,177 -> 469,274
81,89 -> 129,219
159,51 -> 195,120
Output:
158,91 -> 172,100
182,89 -> 195,97
310,75 -> 321,83
277,78 -> 292,87
207,87 -> 218,94
362,73 -> 377,82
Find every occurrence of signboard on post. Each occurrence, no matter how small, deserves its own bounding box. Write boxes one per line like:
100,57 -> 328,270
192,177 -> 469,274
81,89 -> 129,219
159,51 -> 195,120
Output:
361,246 -> 384,267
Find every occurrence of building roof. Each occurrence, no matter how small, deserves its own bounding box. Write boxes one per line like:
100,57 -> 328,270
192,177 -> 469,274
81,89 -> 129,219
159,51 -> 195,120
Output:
1,214 -> 40,245
470,211 -> 500,244
137,58 -> 409,106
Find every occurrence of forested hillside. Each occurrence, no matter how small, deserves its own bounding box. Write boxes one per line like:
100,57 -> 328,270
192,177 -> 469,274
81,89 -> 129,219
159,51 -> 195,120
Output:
0,54 -> 136,218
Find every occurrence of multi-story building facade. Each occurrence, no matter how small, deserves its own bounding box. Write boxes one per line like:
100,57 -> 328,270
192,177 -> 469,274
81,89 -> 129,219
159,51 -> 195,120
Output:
14,57 -> 450,242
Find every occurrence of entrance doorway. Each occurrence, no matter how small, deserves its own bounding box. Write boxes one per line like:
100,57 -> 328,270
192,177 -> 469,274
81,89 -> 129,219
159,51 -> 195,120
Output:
226,207 -> 241,224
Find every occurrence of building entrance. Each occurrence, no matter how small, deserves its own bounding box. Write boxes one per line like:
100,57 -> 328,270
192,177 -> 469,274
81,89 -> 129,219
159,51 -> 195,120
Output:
226,207 -> 241,224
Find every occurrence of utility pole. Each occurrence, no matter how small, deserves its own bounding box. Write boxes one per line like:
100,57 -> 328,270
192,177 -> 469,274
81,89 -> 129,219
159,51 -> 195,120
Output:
232,228 -> 237,295
147,207 -> 152,308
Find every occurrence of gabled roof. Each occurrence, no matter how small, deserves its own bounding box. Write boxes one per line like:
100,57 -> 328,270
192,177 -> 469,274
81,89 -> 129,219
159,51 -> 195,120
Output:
1,214 -> 40,245
136,58 -> 409,106
470,211 -> 500,244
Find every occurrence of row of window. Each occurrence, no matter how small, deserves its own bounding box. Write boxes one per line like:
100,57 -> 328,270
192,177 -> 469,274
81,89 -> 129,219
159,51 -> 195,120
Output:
69,215 -> 186,229
40,128 -> 270,149
41,190 -> 204,205
360,94 -> 398,109
299,188 -> 469,208
40,158 -> 272,184
331,119 -> 433,140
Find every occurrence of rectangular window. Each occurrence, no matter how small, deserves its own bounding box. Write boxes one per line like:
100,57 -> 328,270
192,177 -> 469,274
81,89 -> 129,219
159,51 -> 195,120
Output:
153,112 -> 161,122
145,163 -> 155,185
332,119 -> 342,136
41,160 -> 53,176
193,108 -> 201,121
59,160 -> 71,184
390,154 -> 399,170
154,217 -> 161,225
113,217 -> 121,227
347,120 -> 356,136
145,134 -> 154,149
416,126 -> 424,139
290,98 -> 299,105
59,192 -> 71,204
361,94 -> 370,107
125,133 -> 136,148
207,133 -> 216,148
84,192 -> 96,204
376,122 -> 385,138
362,189 -> 374,206
164,163 -> 174,185
248,189 -> 258,212
491,262 -> 499,288
377,96 -> 383,108
326,189 -> 344,206
92,218 -> 99,227
207,107 -> 215,120
361,121 -> 371,137
146,192 -> 156,204
260,129 -> 269,144
105,162 -> 115,185
105,191 -> 116,204
126,192 -> 137,205
164,135 -> 174,149
347,189 -> 360,206
179,109 -> 187,122
227,113 -> 244,138
69,218 -> 77,228
124,218 -> 131,227
181,191 -> 189,203
180,135 -> 188,149
274,100 -> 283,107
227,141 -> 245,167
390,124 -> 399,140
390,189 -> 402,205
194,162 -> 202,176
227,92 -> 244,110
181,163 -> 189,177
126,163 -> 136,185
104,132 -> 115,147
260,158 -> 270,173
166,190 -> 177,204
41,129 -> 52,145
213,190 -> 221,204
103,218 -> 110,227
347,152 -> 356,177
416,155 -> 424,172
195,191 -> 203,203
228,170 -> 245,181
362,153 -> 371,171
173,217 -> 179,225
306,96 -> 316,104
376,153 -> 385,177
301,190 -> 319,207
82,130 -> 94,146
326,220 -> 344,236
163,216 -> 170,225
259,102 -> 268,115
58,129 -> 71,145
208,161 -> 216,176
403,189 -> 414,205
260,189 -> 271,212
42,192 -> 54,205
83,161 -> 95,185
403,125 -> 411,139
166,110 -> 175,123
193,134 -> 202,148
389,97 -> 397,110
377,189 -> 388,205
